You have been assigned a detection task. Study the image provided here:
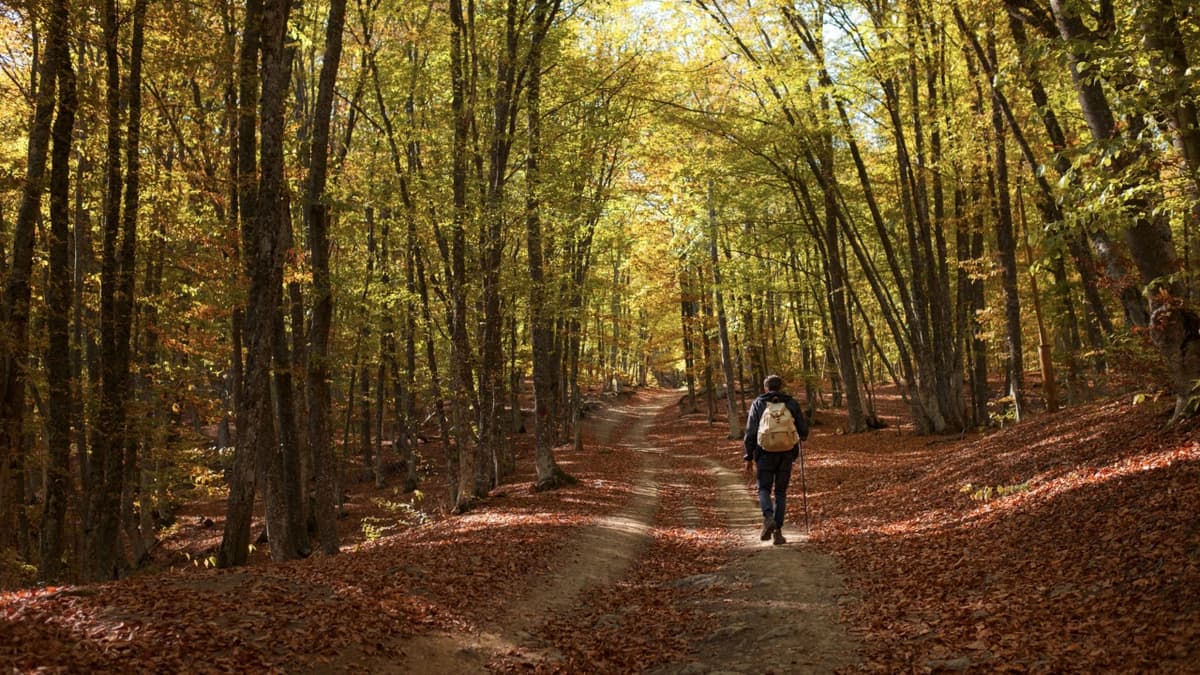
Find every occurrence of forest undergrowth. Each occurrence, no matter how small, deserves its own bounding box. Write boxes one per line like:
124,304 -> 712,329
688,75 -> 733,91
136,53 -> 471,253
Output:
0,388 -> 1197,672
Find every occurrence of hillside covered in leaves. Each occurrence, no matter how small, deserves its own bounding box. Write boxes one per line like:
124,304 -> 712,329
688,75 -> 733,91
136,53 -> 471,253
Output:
2,389 -> 1196,672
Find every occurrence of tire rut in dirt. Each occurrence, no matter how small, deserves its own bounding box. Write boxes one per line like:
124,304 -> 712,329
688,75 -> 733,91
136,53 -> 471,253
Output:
495,396 -> 670,661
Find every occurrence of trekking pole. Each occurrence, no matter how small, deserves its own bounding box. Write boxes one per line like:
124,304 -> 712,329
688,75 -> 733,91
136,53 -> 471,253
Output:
799,446 -> 810,533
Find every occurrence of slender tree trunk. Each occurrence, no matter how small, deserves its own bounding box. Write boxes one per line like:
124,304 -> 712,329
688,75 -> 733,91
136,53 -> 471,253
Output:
374,356 -> 386,488
303,0 -> 345,557
72,106 -> 97,501
989,26 -> 1024,421
698,269 -> 716,423
1015,181 -> 1058,411
970,177 -> 990,426
707,183 -> 742,439
680,272 -> 698,413
816,125 -> 867,432
414,243 -> 453,503
86,0 -> 146,580
359,361 -> 372,467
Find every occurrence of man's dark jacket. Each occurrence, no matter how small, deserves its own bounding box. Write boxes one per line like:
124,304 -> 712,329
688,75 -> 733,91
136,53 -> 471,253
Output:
743,391 -> 808,462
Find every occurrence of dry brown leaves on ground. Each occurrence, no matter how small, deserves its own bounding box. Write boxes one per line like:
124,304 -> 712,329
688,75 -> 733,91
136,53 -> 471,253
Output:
0,395 -> 644,672
491,410 -> 741,673
804,396 -> 1200,673
2,389 -> 1197,673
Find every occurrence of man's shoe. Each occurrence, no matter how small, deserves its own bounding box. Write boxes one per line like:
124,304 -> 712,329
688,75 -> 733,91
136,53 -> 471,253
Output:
760,516 -> 775,541
772,526 -> 787,546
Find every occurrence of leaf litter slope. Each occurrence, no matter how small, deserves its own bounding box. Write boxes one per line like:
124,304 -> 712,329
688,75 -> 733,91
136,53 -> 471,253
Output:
0,393 -> 647,673
0,389 -> 859,673
3,389 -> 1194,673
810,393 -> 1200,672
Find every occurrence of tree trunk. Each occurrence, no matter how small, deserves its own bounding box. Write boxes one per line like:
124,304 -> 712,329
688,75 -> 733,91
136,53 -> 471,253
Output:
680,273 -> 698,413
816,124 -> 867,432
2,0 -> 65,556
526,0 -> 572,491
219,0 -> 265,569
1141,0 -> 1200,298
1046,0 -> 1199,419
707,183 -> 742,439
85,0 -> 146,581
255,0 -> 301,563
448,0 -> 477,512
302,0 -> 344,555
697,269 -> 716,423
39,2 -> 75,580
989,26 -> 1024,422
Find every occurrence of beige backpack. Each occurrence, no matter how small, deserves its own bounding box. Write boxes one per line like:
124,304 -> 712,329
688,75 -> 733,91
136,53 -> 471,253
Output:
757,401 -> 799,452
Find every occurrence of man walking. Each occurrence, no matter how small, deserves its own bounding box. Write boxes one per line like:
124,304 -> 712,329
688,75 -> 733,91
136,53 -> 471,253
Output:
743,374 -> 808,545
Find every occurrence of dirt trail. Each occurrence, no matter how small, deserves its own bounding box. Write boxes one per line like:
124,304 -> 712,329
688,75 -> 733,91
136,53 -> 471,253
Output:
649,456 -> 860,673
387,391 -> 859,673
387,393 -> 671,673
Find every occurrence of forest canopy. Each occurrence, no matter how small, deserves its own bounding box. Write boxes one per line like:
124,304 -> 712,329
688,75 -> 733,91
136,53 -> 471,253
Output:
0,0 -> 1197,583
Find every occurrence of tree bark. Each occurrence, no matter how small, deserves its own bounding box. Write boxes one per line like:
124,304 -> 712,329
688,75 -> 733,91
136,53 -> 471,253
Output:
220,0 -> 265,569
526,0 -> 573,490
707,183 -> 743,439
1046,0 -> 1199,419
680,272 -> 698,414
39,0 -> 75,580
448,0 -> 477,512
1,0 -> 60,555
1140,0 -> 1200,297
990,26 -> 1024,421
303,0 -> 345,558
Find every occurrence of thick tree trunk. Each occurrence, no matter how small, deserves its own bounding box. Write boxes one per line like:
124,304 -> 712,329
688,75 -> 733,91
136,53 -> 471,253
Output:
526,0 -> 572,490
220,0 -> 264,569
2,0 -> 64,555
256,0 -> 301,563
1046,0 -> 1199,419
272,275 -> 307,556
448,0 -> 477,512
40,3 -> 75,580
1141,0 -> 1200,298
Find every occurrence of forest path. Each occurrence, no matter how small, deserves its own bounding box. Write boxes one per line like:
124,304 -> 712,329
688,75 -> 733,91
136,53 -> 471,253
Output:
648,454 -> 860,673
386,391 -> 671,672
388,390 -> 859,673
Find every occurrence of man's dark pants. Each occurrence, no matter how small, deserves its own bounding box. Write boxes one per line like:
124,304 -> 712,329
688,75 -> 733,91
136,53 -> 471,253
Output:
756,451 -> 794,527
